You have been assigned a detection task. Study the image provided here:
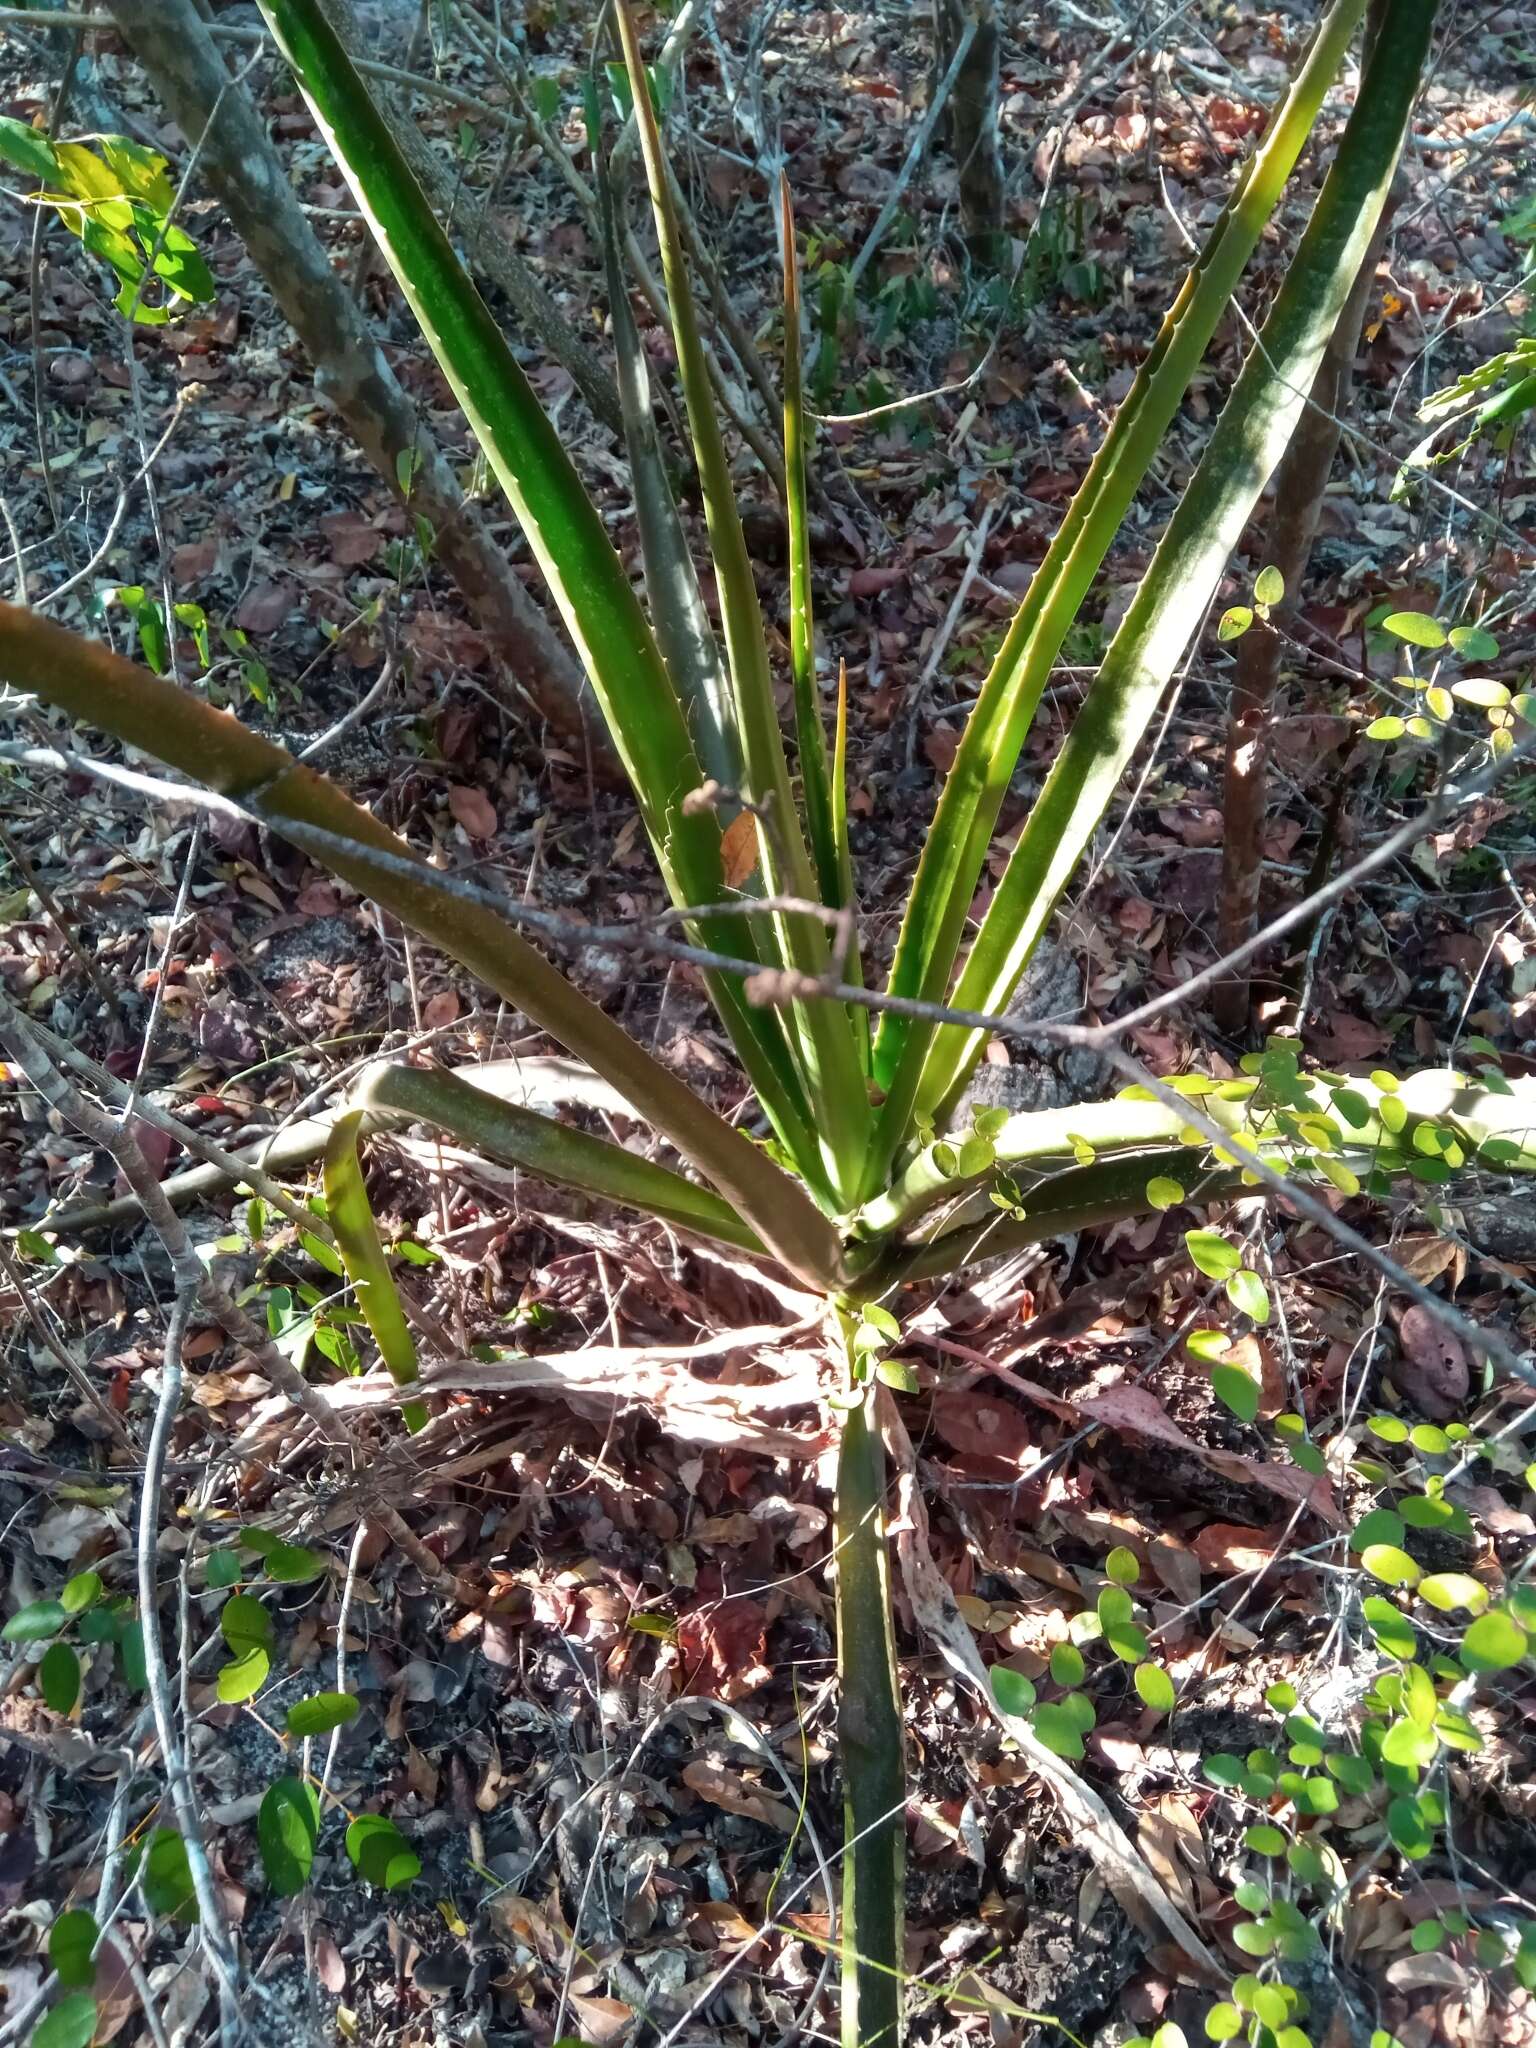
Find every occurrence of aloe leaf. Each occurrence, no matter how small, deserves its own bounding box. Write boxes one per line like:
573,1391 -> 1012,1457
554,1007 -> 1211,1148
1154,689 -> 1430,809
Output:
869,0 -> 1369,1161
592,83 -> 736,791
780,177 -> 841,910
613,0 -> 870,1202
834,1376 -> 905,2047
920,0 -> 1436,1124
877,1154 -> 1248,1288
256,1 -> 817,1184
0,603 -> 845,1291
359,1063 -> 768,1255
832,659 -> 871,1070
259,3 -> 699,859
323,1110 -> 426,1430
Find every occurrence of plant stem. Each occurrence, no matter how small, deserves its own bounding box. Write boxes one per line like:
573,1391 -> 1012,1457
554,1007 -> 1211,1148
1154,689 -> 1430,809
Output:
834,1313 -> 906,2047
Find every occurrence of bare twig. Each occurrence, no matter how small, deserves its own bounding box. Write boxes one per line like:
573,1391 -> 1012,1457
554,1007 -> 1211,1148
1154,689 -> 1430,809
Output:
137,1290 -> 244,2045
846,14 -> 978,293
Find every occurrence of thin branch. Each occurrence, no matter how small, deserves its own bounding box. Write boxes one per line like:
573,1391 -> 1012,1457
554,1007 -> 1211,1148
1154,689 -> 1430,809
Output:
136,1290 -> 244,2047
845,14 -> 977,293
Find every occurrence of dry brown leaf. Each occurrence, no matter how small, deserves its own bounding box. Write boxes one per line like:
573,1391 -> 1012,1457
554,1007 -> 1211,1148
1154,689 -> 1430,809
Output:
235,580 -> 296,634
568,1994 -> 634,2045
1393,1304 -> 1469,1419
676,1595 -> 772,1700
719,808 -> 760,888
447,785 -> 497,840
681,1757 -> 796,1831
1191,1521 -> 1286,1577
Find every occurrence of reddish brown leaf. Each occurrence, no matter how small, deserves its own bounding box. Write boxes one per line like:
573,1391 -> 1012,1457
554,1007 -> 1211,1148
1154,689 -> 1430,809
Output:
421,990 -> 460,1030
681,1758 -> 796,1831
923,726 -> 960,775
447,785 -> 497,840
931,1392 -> 1038,1468
1191,1521 -> 1285,1577
319,510 -> 381,567
848,565 -> 906,597
719,810 -> 759,889
1308,1013 -> 1391,1062
235,581 -> 297,634
676,1595 -> 771,1701
1393,1306 -> 1469,1419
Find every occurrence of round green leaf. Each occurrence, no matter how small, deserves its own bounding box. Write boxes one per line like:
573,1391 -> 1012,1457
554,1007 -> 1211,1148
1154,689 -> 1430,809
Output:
258,1777 -> 320,1898
1146,1176 -> 1185,1211
1367,1413 -> 1408,1443
1349,1508 -> 1406,1553
1030,1703 -> 1085,1759
1186,1329 -> 1230,1363
1225,1268 -> 1270,1324
1450,676 -> 1510,709
1449,624 -> 1500,661
39,1641 -> 81,1716
1362,1597 -> 1417,1661
286,1692 -> 361,1739
1383,610 -> 1446,648
3,1599 -> 67,1642
204,1549 -> 242,1590
1381,1716 -> 1436,1771
136,1828 -> 196,1921
216,1645 -> 270,1704
1185,1229 -> 1239,1280
263,1543 -> 330,1584
1365,715 -> 1405,741
1387,1795 -> 1434,1859
1361,1544 -> 1421,1589
1204,2007 -> 1242,2044
60,1572 -> 103,1616
1254,565 -> 1285,608
1244,1824 -> 1286,1857
1135,1663 -> 1176,1714
1105,1621 -> 1150,1665
1212,1362 -> 1260,1424
1057,1689 -> 1096,1733
990,1665 -> 1037,1717
345,1814 -> 421,1891
219,1593 -> 273,1654
1097,1585 -> 1135,1628
1460,1608 -> 1529,1672
1325,1749 -> 1375,1796
1202,1752 -> 1245,1787
33,1994 -> 98,2048
1252,1986 -> 1289,2029
48,1910 -> 100,1990
1106,1546 -> 1140,1586
1218,606 -> 1253,642
1049,1643 -> 1085,1688
1232,1920 -> 1276,1955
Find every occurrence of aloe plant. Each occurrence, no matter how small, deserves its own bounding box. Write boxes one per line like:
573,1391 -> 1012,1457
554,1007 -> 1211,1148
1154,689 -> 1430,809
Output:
0,2 -> 1464,2037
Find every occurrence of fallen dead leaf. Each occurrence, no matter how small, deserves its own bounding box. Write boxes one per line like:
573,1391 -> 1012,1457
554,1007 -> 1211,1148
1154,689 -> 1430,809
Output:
447,785 -> 497,840
676,1595 -> 772,1700
1191,1521 -> 1285,1577
235,580 -> 297,634
1392,1304 -> 1469,1419
681,1758 -> 796,1832
719,809 -> 759,889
